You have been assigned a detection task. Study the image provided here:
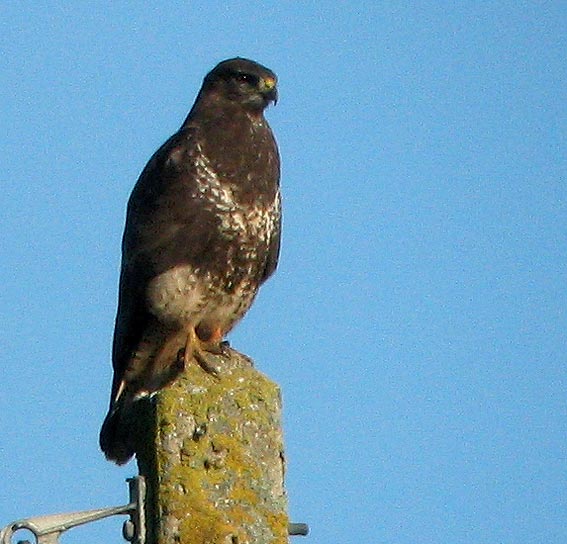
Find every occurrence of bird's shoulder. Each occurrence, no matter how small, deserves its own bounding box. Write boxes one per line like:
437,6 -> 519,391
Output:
132,126 -> 201,193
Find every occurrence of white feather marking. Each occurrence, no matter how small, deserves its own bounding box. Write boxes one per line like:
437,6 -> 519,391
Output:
147,266 -> 206,325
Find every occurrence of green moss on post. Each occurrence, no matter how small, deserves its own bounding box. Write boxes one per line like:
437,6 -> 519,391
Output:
135,349 -> 289,544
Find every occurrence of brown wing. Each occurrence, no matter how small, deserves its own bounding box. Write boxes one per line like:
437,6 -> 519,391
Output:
109,128 -> 220,404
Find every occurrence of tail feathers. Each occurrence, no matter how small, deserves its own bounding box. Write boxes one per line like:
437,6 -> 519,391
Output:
99,397 -> 138,465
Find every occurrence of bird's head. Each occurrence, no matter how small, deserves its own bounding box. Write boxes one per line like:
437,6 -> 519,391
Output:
202,57 -> 278,112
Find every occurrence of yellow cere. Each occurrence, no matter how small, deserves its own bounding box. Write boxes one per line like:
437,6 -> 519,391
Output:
263,77 -> 276,89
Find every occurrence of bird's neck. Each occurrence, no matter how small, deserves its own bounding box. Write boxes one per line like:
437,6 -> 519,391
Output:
182,90 -> 265,129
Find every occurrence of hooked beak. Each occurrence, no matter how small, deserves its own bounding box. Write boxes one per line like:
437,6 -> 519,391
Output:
261,76 -> 278,105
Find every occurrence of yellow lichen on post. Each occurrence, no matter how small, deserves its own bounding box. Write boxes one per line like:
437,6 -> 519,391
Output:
135,349 -> 289,544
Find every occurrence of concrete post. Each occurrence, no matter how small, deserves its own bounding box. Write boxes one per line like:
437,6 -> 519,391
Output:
134,348 -> 289,544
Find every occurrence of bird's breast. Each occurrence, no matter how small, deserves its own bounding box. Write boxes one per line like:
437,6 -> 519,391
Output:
146,265 -> 260,331
143,137 -> 280,330
146,266 -> 207,326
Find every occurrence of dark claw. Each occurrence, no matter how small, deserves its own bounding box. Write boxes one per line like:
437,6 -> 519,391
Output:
175,348 -> 186,372
204,341 -> 230,357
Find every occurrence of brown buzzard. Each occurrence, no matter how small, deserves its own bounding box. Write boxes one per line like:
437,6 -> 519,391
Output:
100,58 -> 281,464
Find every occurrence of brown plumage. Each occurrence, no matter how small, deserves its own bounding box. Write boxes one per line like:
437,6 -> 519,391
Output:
100,58 -> 281,464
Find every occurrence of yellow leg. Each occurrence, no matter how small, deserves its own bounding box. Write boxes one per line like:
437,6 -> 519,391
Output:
182,325 -> 225,375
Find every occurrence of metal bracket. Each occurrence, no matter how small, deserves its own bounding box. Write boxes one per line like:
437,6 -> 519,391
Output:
0,477 -> 145,544
1,476 -> 307,542
288,522 -> 309,536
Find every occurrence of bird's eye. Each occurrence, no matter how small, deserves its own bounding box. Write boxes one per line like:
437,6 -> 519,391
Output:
235,72 -> 258,86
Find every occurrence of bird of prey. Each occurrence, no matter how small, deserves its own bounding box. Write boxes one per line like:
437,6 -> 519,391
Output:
100,58 -> 281,464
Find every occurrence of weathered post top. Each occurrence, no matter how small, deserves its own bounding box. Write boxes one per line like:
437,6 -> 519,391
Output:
133,349 -> 290,544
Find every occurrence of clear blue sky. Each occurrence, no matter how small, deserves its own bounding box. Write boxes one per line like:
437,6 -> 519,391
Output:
1,3 -> 566,543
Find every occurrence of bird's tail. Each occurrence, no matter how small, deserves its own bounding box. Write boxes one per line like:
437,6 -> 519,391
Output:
99,395 -> 140,465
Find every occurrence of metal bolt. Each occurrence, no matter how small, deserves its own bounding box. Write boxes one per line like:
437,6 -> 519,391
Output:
122,519 -> 136,542
288,523 -> 309,536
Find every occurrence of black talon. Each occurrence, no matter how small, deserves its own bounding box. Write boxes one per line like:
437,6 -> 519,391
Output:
175,348 -> 186,371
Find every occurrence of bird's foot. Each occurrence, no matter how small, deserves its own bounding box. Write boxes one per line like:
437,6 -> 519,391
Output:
182,326 -> 228,376
201,339 -> 230,356
175,348 -> 187,372
193,347 -> 223,376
